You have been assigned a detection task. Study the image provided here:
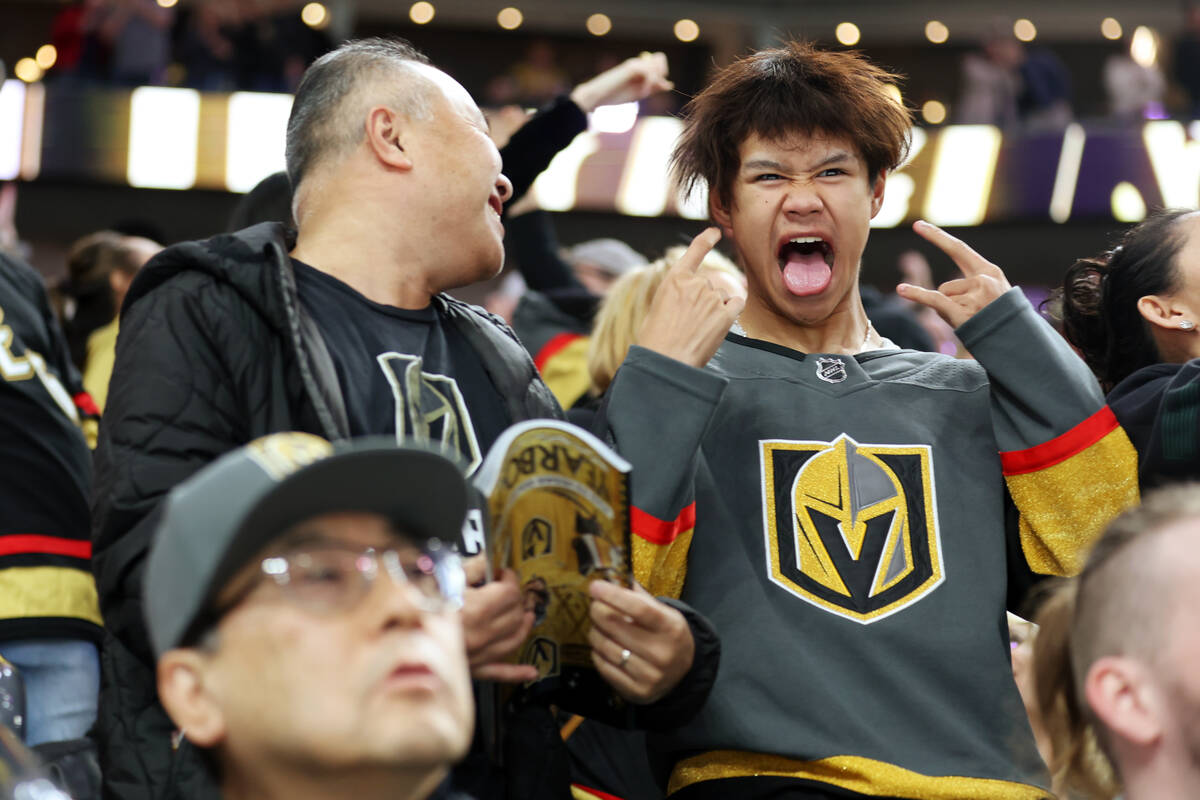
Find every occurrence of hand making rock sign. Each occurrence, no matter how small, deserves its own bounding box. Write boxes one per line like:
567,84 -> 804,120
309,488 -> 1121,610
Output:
896,220 -> 1013,328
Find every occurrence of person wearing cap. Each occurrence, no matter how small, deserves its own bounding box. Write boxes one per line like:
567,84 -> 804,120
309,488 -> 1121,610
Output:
147,432 -> 474,800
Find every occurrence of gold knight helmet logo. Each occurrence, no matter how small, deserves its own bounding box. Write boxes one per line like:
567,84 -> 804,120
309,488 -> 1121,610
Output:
760,434 -> 943,623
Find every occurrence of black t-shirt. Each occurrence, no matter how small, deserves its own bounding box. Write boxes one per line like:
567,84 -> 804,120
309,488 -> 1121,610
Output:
293,259 -> 510,473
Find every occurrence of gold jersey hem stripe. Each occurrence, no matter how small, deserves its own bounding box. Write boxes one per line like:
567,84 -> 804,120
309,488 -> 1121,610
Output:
0,566 -> 102,626
667,750 -> 1050,799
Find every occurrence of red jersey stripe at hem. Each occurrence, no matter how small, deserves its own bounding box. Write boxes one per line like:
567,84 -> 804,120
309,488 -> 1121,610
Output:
0,535 -> 92,559
534,332 -> 585,373
631,503 -> 696,545
1000,406 -> 1121,476
571,784 -> 626,800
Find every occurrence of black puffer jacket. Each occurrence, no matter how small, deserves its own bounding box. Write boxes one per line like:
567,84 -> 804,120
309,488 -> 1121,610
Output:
90,222 -> 562,800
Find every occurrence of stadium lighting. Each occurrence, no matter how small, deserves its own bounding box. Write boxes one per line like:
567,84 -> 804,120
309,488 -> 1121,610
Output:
924,125 -> 1001,227
410,2 -> 435,24
590,102 -> 638,134
1101,18 -> 1122,40
1131,26 -> 1158,68
1111,182 -> 1146,222
925,21 -> 949,44
587,13 -> 612,36
13,59 -> 42,84
127,87 -> 200,190
674,19 -> 700,42
35,45 -> 57,70
0,81 -> 25,181
301,3 -> 328,29
225,92 -> 294,193
1013,19 -> 1037,42
836,23 -> 861,46
921,100 -> 946,125
497,7 -> 523,29
617,117 -> 682,216
532,132 -> 600,211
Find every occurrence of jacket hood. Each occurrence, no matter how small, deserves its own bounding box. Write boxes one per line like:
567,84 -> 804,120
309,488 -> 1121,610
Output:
122,222 -> 295,331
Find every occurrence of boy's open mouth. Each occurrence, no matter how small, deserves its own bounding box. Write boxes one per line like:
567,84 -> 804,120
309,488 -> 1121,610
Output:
779,237 -> 835,296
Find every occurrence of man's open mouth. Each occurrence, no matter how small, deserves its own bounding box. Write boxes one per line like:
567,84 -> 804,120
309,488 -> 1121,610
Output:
778,237 -> 835,296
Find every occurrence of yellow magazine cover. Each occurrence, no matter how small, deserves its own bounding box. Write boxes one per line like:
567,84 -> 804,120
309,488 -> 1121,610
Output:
474,419 -> 632,719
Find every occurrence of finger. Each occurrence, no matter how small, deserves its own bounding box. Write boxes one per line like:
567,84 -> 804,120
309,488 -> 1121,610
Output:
587,626 -> 649,681
724,292 -> 747,318
589,580 -> 662,629
895,283 -> 957,317
590,651 -> 647,702
911,220 -> 994,278
668,227 -> 722,276
463,554 -> 488,586
937,278 -> 973,297
475,610 -> 535,663
472,662 -> 539,683
495,567 -> 522,587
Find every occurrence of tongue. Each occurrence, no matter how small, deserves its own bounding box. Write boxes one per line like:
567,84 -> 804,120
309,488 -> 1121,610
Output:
782,251 -> 832,296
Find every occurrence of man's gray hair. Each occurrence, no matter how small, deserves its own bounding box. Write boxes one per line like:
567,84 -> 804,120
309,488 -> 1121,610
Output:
285,38 -> 434,190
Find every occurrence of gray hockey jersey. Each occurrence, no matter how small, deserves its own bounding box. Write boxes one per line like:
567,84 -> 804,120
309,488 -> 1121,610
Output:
606,288 -> 1139,799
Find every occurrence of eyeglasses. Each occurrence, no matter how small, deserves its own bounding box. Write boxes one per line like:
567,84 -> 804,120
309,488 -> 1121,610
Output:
246,538 -> 464,615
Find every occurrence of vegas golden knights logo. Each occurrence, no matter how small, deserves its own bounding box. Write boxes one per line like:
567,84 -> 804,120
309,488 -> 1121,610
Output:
760,434 -> 943,623
378,353 -> 482,473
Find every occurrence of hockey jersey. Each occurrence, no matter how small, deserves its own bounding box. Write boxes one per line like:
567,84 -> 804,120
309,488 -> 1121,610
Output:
0,253 -> 101,642
606,288 -> 1138,799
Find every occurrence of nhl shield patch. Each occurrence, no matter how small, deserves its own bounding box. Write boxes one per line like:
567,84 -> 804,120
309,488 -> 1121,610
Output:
759,434 -> 943,623
814,357 -> 847,383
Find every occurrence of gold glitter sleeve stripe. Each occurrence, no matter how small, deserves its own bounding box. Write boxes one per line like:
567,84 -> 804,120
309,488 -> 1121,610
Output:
667,750 -> 1051,799
632,528 -> 693,599
1007,426 -> 1140,577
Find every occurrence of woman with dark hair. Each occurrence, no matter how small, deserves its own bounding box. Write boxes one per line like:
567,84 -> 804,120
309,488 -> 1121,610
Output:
61,231 -> 160,410
1056,209 -> 1200,488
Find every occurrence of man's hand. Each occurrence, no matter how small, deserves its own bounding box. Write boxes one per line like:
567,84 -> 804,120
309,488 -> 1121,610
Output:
460,555 -> 538,683
570,52 -> 673,112
636,227 -> 745,368
896,220 -> 1011,328
587,580 -> 694,704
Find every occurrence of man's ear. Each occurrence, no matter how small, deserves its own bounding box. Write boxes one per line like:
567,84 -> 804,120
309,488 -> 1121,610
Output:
869,169 -> 888,219
157,649 -> 227,748
1085,656 -> 1164,748
364,107 -> 415,172
1137,293 -> 1194,332
709,192 -> 733,239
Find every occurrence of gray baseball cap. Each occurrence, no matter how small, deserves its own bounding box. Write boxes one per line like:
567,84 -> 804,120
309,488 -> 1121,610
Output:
566,238 -> 647,276
144,432 -> 468,656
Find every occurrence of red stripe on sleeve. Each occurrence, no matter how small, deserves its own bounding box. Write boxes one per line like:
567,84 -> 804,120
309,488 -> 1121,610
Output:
1000,406 -> 1121,476
0,535 -> 92,559
533,332 -> 585,373
631,503 -> 696,545
73,392 -> 100,417
570,784 -> 627,800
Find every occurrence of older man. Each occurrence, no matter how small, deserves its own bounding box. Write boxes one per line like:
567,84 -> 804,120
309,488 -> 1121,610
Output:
146,433 -> 474,800
93,37 -> 732,800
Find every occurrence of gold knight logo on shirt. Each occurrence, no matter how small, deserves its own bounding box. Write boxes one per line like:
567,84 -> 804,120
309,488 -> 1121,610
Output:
377,352 -> 483,473
759,434 -> 943,623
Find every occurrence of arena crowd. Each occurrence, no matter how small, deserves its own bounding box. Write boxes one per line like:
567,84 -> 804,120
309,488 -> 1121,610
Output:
2,23 -> 1200,800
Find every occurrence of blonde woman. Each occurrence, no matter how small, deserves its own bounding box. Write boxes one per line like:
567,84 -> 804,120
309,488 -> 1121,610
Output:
586,246 -> 745,399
